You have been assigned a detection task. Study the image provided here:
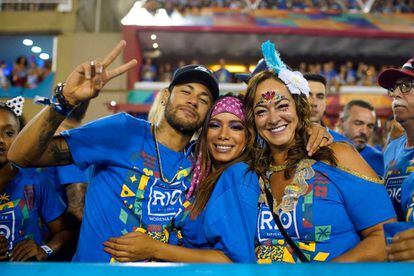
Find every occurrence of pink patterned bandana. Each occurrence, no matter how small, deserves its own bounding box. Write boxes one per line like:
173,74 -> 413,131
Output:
211,96 -> 246,123
187,96 -> 246,199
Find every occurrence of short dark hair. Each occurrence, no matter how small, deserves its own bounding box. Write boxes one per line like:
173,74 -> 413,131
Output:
303,73 -> 327,87
342,99 -> 375,120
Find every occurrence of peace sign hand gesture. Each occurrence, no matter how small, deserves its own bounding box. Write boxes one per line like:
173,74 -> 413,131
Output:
63,40 -> 137,106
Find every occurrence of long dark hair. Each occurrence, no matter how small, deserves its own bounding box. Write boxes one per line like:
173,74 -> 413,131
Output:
244,70 -> 336,180
191,94 -> 255,216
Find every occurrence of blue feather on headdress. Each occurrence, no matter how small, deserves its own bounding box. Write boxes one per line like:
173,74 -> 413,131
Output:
261,40 -> 287,74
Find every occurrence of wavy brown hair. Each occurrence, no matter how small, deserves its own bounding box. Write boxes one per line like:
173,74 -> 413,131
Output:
243,70 -> 337,180
191,94 -> 255,217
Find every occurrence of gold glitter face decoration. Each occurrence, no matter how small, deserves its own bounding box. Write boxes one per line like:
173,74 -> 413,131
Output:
254,90 -> 285,109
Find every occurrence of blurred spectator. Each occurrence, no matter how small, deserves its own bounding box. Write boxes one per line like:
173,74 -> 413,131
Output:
0,57 -> 53,89
345,61 -> 357,84
27,59 -> 40,89
160,63 -> 173,82
11,56 -> 28,87
39,59 -> 53,82
0,60 -> 9,89
214,58 -> 232,83
141,58 -> 157,81
322,61 -> 338,84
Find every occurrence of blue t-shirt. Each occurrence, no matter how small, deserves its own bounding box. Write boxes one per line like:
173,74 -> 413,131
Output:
255,161 -> 395,263
38,165 -> 88,204
360,145 -> 384,177
328,129 -> 350,143
401,173 -> 414,222
384,135 -> 414,221
176,162 -> 260,263
0,168 -> 66,252
61,113 -> 192,262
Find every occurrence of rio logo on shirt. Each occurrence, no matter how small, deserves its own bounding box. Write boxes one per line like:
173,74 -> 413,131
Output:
0,210 -> 16,250
385,176 -> 405,204
147,180 -> 186,218
257,204 -> 300,243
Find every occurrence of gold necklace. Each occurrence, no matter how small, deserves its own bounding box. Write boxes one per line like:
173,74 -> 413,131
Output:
269,163 -> 288,172
152,125 -> 184,184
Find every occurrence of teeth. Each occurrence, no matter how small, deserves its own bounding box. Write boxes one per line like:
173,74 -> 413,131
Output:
217,145 -> 232,150
215,145 -> 233,152
269,125 -> 287,133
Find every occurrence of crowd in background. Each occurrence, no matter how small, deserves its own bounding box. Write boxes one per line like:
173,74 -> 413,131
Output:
3,0 -> 413,13
141,57 -> 395,90
0,56 -> 52,90
148,0 -> 414,13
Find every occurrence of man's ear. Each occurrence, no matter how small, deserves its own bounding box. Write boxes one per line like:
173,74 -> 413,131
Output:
161,88 -> 171,105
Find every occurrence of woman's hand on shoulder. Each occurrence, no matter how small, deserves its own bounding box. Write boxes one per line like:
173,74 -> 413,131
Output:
329,142 -> 379,179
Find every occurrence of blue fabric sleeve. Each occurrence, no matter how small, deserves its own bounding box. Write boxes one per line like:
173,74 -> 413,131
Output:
329,129 -> 351,143
401,174 -> 414,222
204,163 -> 260,263
60,113 -> 143,170
55,164 -> 88,186
334,167 -> 396,231
37,173 -> 67,224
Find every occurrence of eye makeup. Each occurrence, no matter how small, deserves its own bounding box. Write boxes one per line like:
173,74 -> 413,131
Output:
229,121 -> 245,131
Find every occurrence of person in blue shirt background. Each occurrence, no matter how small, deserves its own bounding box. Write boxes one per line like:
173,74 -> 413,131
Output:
337,99 -> 384,176
380,58 -> 414,222
244,41 -> 395,263
0,97 -> 70,262
303,73 -> 350,143
379,58 -> 414,261
8,41 -> 220,262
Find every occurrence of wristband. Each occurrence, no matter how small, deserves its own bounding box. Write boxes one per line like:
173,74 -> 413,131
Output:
34,83 -> 77,117
40,245 -> 53,257
55,83 -> 76,110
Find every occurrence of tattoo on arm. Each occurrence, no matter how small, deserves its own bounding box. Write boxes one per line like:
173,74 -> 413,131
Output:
66,183 -> 87,222
48,138 -> 73,165
37,111 -> 73,165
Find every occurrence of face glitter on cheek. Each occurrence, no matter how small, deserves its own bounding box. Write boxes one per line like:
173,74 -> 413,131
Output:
255,90 -> 285,108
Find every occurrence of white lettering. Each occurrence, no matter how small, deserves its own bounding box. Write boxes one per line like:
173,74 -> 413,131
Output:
170,190 -> 182,205
152,190 -> 166,206
260,210 -> 274,230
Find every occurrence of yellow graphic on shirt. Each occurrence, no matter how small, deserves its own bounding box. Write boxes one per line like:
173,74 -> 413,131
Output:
138,168 -> 154,191
256,240 -> 329,263
120,184 -> 135,198
176,168 -> 190,180
406,159 -> 414,173
130,175 -> 138,183
0,201 -> 14,210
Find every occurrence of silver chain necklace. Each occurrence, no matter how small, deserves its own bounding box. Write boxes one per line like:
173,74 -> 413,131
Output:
152,125 -> 184,184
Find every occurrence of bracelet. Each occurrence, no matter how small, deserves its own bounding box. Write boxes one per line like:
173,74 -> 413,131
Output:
40,245 -> 53,257
55,82 -> 76,110
34,83 -> 76,117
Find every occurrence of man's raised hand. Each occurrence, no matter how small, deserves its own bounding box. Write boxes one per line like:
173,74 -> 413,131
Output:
63,40 -> 137,106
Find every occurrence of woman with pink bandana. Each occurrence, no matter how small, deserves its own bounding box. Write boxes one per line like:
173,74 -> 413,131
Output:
104,94 -> 260,262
